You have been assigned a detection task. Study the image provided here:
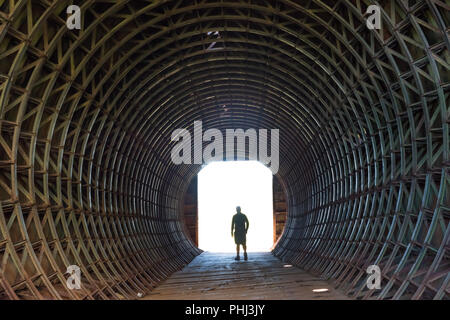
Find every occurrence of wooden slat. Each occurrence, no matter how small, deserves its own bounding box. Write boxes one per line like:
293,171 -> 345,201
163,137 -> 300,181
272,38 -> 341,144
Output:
143,252 -> 349,300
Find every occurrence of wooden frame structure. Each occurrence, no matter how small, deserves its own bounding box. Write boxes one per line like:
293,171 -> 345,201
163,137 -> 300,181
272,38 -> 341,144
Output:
0,0 -> 448,299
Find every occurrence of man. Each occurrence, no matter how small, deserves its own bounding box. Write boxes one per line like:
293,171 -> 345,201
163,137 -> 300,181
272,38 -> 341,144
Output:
231,206 -> 249,261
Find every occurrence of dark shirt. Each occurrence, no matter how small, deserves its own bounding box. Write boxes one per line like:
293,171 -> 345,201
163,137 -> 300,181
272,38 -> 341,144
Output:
231,213 -> 249,235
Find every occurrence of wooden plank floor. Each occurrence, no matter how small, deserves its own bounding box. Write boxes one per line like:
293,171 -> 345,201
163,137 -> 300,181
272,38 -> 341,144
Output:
143,252 -> 349,300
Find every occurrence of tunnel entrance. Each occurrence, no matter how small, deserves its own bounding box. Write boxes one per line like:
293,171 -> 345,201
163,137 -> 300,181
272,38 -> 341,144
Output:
182,162 -> 287,252
197,161 -> 273,252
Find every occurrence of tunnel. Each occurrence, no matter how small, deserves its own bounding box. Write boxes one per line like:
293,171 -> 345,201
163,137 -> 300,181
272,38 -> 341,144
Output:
0,0 -> 448,300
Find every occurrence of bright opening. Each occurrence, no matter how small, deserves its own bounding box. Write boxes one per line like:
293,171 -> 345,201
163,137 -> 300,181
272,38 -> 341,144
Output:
198,161 -> 273,252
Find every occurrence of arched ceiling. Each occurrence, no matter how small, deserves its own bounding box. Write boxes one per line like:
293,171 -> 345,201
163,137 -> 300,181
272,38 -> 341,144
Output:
0,0 -> 448,299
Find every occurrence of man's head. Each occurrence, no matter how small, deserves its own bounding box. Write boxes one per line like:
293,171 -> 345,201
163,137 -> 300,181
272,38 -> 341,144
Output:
236,206 -> 241,213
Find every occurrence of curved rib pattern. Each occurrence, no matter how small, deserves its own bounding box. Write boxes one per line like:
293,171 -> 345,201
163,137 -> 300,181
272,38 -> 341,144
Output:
0,0 -> 448,299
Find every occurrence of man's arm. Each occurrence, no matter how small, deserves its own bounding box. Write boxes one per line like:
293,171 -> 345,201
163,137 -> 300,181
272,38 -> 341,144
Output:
245,215 -> 249,233
231,216 -> 235,237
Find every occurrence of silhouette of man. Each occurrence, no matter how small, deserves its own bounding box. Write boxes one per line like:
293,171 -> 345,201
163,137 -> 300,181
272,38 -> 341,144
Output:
231,206 -> 249,261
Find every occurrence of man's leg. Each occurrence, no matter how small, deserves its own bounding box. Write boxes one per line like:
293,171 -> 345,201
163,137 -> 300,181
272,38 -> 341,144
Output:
243,245 -> 248,261
235,245 -> 240,260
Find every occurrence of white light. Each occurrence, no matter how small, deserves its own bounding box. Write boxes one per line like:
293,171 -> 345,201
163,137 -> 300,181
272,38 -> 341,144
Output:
198,161 -> 273,252
283,264 -> 293,268
312,288 -> 329,293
